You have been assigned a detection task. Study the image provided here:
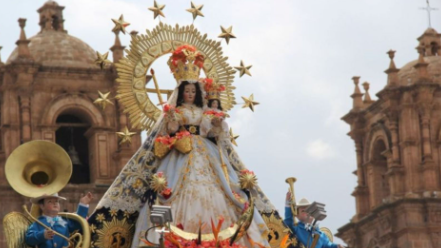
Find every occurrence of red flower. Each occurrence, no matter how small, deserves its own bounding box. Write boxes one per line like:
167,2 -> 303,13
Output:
240,169 -> 254,175
155,135 -> 176,148
170,45 -> 204,69
161,187 -> 172,199
163,104 -> 181,117
176,131 -> 191,139
204,110 -> 226,118
163,228 -> 247,248
177,223 -> 184,230
242,202 -> 249,213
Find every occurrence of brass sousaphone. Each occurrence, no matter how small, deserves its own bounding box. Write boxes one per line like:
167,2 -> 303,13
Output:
3,140 -> 91,248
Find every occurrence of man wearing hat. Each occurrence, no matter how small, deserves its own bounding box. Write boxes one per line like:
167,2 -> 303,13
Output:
25,192 -> 93,248
284,192 -> 344,248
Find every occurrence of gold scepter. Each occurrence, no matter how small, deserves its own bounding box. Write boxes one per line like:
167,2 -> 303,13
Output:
150,68 -> 165,105
285,177 -> 298,226
216,136 -> 230,186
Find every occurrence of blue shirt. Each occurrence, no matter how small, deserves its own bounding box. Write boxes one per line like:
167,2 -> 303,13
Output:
25,204 -> 88,248
284,207 -> 337,248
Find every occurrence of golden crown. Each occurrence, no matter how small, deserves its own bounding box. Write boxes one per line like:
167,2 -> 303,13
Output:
204,79 -> 226,100
168,45 -> 204,82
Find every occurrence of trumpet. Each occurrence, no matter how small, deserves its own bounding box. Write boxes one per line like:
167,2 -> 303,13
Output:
285,177 -> 298,226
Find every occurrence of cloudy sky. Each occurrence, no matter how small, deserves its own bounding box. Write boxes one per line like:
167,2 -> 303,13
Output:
1,0 -> 441,245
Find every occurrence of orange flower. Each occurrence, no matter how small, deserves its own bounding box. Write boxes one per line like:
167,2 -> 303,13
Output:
170,45 -> 204,69
140,238 -> 155,246
163,104 -> 181,114
204,110 -> 226,118
155,135 -> 176,148
163,230 -> 247,248
175,131 -> 191,140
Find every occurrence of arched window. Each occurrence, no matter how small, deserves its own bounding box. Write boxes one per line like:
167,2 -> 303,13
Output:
55,114 -> 90,184
431,42 -> 439,56
52,15 -> 60,31
372,139 -> 390,204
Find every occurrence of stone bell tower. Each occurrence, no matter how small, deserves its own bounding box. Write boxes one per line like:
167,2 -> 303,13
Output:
336,28 -> 441,248
0,1 -> 141,246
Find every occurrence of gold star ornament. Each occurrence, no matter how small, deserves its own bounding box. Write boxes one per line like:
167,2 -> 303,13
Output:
148,0 -> 166,19
242,94 -> 259,112
94,91 -> 113,110
94,51 -> 111,69
218,26 -> 236,44
229,128 -> 239,146
235,60 -> 252,77
186,2 -> 204,21
111,14 -> 130,34
116,126 -> 137,145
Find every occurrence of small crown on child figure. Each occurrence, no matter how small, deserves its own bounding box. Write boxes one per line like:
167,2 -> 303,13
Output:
204,78 -> 226,100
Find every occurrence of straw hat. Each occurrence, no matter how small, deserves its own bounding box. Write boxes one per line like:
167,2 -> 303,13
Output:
296,198 -> 311,208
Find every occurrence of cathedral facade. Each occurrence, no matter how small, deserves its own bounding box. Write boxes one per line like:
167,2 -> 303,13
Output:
0,1 -> 140,246
336,29 -> 441,248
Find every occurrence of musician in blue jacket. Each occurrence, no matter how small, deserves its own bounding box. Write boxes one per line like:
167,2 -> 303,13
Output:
284,193 -> 344,248
25,192 -> 93,248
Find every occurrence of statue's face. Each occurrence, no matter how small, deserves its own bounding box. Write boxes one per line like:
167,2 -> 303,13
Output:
183,83 -> 196,104
211,100 -> 219,109
40,197 -> 60,215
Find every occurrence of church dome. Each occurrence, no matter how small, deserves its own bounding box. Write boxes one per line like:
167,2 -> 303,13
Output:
397,28 -> 441,85
398,56 -> 441,84
7,30 -> 97,69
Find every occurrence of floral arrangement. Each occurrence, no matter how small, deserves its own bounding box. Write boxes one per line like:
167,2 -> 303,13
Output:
155,135 -> 176,148
161,187 -> 172,199
204,110 -> 227,118
139,215 -> 259,248
163,104 -> 181,114
163,104 -> 181,121
175,130 -> 191,140
169,44 -> 204,69
173,130 -> 192,154
162,234 -> 246,248
238,169 -> 258,190
158,217 -> 246,248
203,78 -> 226,101
154,135 -> 176,158
203,78 -> 226,92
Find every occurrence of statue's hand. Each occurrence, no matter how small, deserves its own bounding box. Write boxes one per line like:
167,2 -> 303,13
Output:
211,117 -> 221,127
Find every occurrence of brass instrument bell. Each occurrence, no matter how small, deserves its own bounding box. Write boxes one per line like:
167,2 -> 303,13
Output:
285,177 -> 298,226
5,140 -> 72,198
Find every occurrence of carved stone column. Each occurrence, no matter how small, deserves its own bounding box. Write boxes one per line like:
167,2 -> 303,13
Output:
19,95 -> 31,142
419,105 -> 438,191
353,138 -> 370,218
386,113 -> 405,196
